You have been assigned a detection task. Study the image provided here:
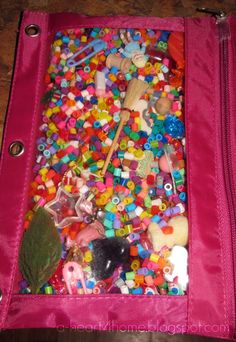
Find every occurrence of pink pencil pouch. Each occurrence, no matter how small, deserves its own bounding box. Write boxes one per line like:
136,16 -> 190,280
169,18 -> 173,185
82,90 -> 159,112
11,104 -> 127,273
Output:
0,10 -> 236,340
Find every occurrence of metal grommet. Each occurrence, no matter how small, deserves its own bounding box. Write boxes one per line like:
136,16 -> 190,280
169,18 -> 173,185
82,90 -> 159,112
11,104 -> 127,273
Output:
0,288 -> 2,302
25,24 -> 41,37
9,141 -> 25,157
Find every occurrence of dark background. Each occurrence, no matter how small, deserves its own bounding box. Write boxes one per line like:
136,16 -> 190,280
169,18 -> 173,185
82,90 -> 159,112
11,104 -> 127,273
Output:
1,1 -> 236,341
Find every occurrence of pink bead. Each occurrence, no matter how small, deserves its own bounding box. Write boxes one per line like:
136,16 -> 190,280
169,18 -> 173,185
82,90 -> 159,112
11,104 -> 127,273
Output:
96,181 -> 106,192
105,177 -> 113,187
57,121 -> 66,129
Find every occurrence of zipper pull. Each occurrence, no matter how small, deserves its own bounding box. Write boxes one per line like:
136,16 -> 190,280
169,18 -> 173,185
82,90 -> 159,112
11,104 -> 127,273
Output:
196,7 -> 226,19
196,7 -> 230,40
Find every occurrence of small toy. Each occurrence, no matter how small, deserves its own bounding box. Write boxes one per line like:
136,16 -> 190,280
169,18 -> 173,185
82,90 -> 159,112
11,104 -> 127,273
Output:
44,187 -> 83,227
67,39 -> 107,67
119,30 -> 148,68
91,237 -> 130,280
66,220 -> 105,248
62,261 -> 87,294
155,97 -> 172,115
164,246 -> 188,291
147,216 -> 188,252
106,53 -> 132,73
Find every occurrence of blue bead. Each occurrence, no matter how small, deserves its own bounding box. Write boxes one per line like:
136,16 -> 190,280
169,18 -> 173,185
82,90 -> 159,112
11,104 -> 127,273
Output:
144,142 -> 151,150
62,36 -> 70,43
179,192 -> 186,201
132,287 -> 143,294
110,47 -> 117,54
55,31 -> 62,39
164,115 -> 185,139
90,96 -> 98,104
74,38 -> 80,46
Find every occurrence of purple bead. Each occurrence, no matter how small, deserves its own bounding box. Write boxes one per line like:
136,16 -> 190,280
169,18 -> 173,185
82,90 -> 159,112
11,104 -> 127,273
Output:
87,180 -> 95,187
156,188 -> 165,196
60,164 -> 68,174
113,219 -> 121,229
33,164 -> 41,173
40,156 -> 47,166
19,279 -> 28,289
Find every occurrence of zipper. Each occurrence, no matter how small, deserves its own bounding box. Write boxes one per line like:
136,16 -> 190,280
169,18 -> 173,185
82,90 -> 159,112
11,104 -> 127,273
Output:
198,7 -> 236,337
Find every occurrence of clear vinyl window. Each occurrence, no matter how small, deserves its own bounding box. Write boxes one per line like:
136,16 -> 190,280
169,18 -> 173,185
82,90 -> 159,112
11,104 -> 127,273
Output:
19,26 -> 187,296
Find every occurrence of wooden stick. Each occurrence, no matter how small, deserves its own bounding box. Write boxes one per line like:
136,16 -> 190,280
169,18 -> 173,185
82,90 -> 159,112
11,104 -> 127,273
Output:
101,78 -> 149,176
101,110 -> 129,175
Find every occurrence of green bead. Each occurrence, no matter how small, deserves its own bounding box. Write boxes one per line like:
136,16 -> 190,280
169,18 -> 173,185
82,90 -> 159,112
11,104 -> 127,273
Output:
117,151 -> 125,159
126,271 -> 135,280
114,168 -> 121,177
68,153 -> 77,161
129,132 -> 140,141
107,164 -> 115,173
108,130 -> 116,139
134,185 -> 142,194
152,148 -> 159,157
105,229 -> 115,238
44,286 -> 53,294
105,202 -> 115,211
104,219 -> 113,229
76,120 -> 84,128
123,126 -> 131,135
144,195 -> 152,208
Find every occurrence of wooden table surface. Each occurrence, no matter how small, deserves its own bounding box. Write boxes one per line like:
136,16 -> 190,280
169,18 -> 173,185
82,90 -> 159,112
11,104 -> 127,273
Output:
1,1 -> 236,341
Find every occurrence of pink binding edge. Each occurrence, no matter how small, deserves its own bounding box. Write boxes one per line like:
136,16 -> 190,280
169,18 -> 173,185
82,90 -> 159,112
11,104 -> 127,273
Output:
0,11 -> 235,339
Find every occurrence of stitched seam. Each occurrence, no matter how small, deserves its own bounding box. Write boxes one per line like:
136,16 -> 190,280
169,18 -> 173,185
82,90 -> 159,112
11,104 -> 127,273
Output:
184,18 -> 191,333
0,12 -> 48,328
213,26 -> 227,333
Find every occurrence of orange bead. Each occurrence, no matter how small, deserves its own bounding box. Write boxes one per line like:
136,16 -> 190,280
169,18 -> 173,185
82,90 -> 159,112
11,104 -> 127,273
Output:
135,274 -> 145,284
157,257 -> 166,269
130,245 -> 138,256
153,276 -> 164,286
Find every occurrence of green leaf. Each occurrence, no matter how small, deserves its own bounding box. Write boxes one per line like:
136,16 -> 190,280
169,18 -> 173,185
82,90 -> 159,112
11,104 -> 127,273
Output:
19,207 -> 62,294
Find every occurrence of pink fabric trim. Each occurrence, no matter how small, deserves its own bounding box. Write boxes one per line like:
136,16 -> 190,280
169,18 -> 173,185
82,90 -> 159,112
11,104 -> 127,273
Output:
185,17 -> 235,339
5,294 -> 187,332
0,11 -> 49,329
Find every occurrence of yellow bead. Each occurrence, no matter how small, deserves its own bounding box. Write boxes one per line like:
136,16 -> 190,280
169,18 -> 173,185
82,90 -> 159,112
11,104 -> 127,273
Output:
150,253 -> 159,263
157,115 -> 165,121
175,110 -> 182,117
128,146 -> 135,154
123,197 -> 133,205
48,123 -> 58,132
124,225 -> 133,234
127,181 -> 135,190
115,228 -> 126,237
39,168 -> 48,176
97,160 -> 104,168
159,203 -> 167,211
84,250 -> 93,262
48,186 -> 57,194
140,211 -> 150,219
45,108 -> 53,117
64,185 -> 72,192
52,106 -> 60,113
69,128 -> 77,134
131,259 -> 140,271
134,149 -> 144,158
81,35 -> 87,43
